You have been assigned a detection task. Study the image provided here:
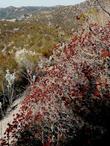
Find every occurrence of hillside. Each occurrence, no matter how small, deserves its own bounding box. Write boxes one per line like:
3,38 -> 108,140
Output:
0,0 -> 110,146
0,0 -> 110,28
0,6 -> 55,20
0,0 -> 110,107
0,0 -> 109,30
0,20 -> 69,91
30,0 -> 110,32
0,18 -> 110,146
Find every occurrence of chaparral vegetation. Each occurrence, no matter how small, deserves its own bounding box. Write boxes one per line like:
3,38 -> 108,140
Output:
0,0 -> 110,146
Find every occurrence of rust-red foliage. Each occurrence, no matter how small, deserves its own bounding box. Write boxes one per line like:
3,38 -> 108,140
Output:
2,21 -> 110,146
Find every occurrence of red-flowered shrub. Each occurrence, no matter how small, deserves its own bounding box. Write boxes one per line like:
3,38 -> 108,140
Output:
1,21 -> 110,146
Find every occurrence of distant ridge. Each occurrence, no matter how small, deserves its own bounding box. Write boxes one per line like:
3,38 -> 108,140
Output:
0,6 -> 55,19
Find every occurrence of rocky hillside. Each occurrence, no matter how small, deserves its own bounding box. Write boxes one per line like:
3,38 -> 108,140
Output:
1,0 -> 110,27
0,0 -> 110,145
0,0 -> 109,29
29,0 -> 110,32
0,0 -> 109,113
0,13 -> 110,146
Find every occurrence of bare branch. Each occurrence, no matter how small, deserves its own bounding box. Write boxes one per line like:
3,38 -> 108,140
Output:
96,0 -> 110,17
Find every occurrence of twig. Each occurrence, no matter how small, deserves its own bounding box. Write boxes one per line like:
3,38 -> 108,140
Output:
96,0 -> 110,17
